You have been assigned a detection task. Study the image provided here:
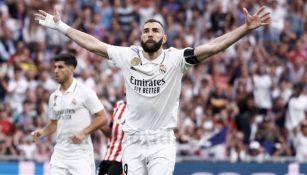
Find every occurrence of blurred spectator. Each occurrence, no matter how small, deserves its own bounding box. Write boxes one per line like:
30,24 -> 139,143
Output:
287,42 -> 306,84
95,0 -> 113,30
293,120 -> 307,162
254,117 -> 292,157
208,83 -> 229,115
270,96 -> 287,134
33,143 -> 51,163
77,68 -> 95,90
17,135 -> 36,160
200,121 -> 228,160
287,0 -> 305,37
72,5 -> 93,32
252,65 -> 273,115
24,69 -> 38,90
137,1 -> 155,26
210,2 -> 227,35
235,93 -> 257,144
285,83 -> 307,139
114,0 -> 137,35
0,59 -> 8,101
15,100 -> 36,132
267,1 -> 286,42
107,18 -> 126,45
5,68 -> 29,113
228,131 -> 246,162
244,140 -> 267,163
38,70 -> 57,92
8,41 -> 31,67
0,104 -> 13,136
0,137 -> 19,156
0,26 -> 15,61
22,17 -> 46,44
272,78 -> 292,104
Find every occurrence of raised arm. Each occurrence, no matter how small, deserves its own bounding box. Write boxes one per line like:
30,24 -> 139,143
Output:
34,10 -> 108,58
194,7 -> 271,62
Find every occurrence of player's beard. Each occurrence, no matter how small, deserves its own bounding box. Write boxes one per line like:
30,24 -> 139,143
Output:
141,38 -> 163,53
55,73 -> 68,85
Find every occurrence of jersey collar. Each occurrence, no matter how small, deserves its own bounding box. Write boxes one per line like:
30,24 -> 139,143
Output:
140,50 -> 165,65
55,78 -> 77,95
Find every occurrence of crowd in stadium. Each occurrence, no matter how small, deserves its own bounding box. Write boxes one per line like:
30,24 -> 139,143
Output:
0,0 -> 306,163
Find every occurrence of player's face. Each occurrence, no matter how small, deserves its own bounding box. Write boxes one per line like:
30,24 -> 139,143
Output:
141,22 -> 167,53
53,61 -> 73,84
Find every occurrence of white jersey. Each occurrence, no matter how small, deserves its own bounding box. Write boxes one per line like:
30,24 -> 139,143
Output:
48,78 -> 104,164
107,45 -> 192,132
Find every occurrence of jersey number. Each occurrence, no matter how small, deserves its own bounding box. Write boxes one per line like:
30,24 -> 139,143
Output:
124,163 -> 128,175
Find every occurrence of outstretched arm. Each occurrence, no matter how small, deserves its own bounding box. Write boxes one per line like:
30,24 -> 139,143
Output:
194,7 -> 271,62
34,10 -> 108,58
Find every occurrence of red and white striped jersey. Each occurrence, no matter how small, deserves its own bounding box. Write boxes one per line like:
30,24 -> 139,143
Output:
104,100 -> 126,162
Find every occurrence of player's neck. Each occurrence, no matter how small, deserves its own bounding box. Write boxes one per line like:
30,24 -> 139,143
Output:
60,77 -> 73,92
143,48 -> 163,61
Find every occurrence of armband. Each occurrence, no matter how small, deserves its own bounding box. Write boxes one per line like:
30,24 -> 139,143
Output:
184,48 -> 200,64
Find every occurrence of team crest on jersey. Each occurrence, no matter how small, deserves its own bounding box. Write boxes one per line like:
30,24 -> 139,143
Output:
131,57 -> 141,66
71,98 -> 77,105
159,64 -> 167,74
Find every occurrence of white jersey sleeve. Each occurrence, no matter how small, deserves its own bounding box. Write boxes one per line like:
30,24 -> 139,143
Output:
48,93 -> 57,120
83,88 -> 104,115
172,47 -> 193,73
107,45 -> 131,68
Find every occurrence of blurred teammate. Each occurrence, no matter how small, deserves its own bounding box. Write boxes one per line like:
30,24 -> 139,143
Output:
35,7 -> 270,175
32,53 -> 108,175
98,100 -> 126,175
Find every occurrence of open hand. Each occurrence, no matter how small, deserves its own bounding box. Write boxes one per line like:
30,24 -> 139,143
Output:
34,9 -> 69,33
243,6 -> 271,30
35,10 -> 61,27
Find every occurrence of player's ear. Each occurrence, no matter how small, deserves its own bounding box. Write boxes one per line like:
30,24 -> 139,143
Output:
163,34 -> 167,44
69,66 -> 75,73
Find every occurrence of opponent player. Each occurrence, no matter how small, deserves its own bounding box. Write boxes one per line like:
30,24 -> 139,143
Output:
98,100 -> 126,175
32,53 -> 108,175
34,7 -> 270,175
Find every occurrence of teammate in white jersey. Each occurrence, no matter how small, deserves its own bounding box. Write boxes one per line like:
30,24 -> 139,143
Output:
34,7 -> 271,175
98,100 -> 126,175
32,53 -> 108,175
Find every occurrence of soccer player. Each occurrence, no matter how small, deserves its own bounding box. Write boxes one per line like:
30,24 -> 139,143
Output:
31,53 -> 108,175
34,7 -> 271,175
98,100 -> 126,175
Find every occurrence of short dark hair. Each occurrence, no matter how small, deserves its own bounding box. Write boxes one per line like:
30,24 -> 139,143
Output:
52,53 -> 77,68
143,19 -> 164,30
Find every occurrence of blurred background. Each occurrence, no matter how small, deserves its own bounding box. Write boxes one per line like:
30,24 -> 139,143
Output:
0,0 -> 306,174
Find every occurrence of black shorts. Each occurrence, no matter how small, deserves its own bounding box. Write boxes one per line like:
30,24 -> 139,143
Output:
98,160 -> 123,175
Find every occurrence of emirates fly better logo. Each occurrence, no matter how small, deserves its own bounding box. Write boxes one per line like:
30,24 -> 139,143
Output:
130,76 -> 165,95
